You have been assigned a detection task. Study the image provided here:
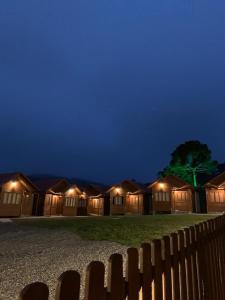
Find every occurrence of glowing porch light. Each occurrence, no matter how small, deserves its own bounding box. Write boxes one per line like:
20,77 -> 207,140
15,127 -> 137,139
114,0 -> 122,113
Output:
68,188 -> 75,194
11,181 -> 18,188
159,182 -> 164,189
116,187 -> 121,194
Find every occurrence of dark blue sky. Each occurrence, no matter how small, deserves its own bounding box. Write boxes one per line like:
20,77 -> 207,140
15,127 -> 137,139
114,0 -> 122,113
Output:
0,0 -> 225,184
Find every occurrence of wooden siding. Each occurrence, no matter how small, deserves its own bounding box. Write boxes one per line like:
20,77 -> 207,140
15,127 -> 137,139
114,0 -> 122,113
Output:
126,194 -> 143,214
44,195 -> 63,216
0,178 -> 35,217
206,188 -> 225,212
109,187 -> 127,215
151,182 -> 171,213
172,190 -> 193,212
87,197 -> 104,216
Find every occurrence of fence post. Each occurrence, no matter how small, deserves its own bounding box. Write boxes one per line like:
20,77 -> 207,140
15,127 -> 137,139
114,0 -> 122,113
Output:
84,261 -> 106,300
126,248 -> 140,300
107,253 -> 125,300
55,270 -> 80,300
190,226 -> 200,300
178,230 -> 187,300
152,239 -> 163,300
171,233 -> 180,300
18,282 -> 49,300
162,235 -> 172,300
140,243 -> 152,300
184,227 -> 193,300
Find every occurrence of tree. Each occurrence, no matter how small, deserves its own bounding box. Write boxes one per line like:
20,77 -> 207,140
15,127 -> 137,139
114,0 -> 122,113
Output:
160,141 -> 218,187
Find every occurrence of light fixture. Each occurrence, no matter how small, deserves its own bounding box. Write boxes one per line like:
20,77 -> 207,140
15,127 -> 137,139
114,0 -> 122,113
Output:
11,181 -> 17,188
116,187 -> 120,193
159,182 -> 164,189
68,188 -> 75,194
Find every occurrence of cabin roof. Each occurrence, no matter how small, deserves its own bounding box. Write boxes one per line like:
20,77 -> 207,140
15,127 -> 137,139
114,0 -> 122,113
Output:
205,171 -> 225,188
148,175 -> 192,189
0,172 -> 38,191
32,178 -> 69,193
107,179 -> 149,194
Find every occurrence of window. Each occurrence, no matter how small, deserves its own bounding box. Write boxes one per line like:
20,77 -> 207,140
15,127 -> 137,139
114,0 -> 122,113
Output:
2,192 -> 22,205
113,196 -> 123,205
65,197 -> 79,207
154,192 -> 170,202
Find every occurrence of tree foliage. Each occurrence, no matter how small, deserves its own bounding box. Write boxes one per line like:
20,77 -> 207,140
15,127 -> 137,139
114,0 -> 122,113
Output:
160,141 -> 218,187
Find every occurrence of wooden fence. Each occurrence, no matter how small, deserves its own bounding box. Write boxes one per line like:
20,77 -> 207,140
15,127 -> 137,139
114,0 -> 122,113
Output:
19,214 -> 225,300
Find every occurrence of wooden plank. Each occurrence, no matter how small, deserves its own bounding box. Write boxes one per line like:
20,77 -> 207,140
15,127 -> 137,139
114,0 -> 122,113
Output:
162,235 -> 172,300
140,243 -> 152,300
84,261 -> 106,300
151,239 -> 163,300
126,248 -> 140,300
190,226 -> 199,300
218,216 -> 225,300
178,230 -> 187,300
208,219 -> 219,300
170,233 -> 180,300
107,253 -> 125,300
55,270 -> 80,300
184,228 -> 193,300
19,282 -> 49,300
213,218 -> 222,300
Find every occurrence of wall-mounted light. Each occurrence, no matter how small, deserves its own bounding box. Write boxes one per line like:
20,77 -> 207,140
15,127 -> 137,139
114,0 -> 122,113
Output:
68,188 -> 75,194
159,183 -> 164,189
116,187 -> 121,194
11,181 -> 18,188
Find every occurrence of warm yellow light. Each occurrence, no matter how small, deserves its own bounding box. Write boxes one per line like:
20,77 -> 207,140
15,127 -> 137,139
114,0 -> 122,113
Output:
116,187 -> 121,193
11,181 -> 17,187
68,188 -> 75,194
159,183 -> 164,189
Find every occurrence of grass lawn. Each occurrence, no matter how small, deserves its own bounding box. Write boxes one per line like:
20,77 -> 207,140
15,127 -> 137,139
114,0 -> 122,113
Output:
16,214 -> 217,247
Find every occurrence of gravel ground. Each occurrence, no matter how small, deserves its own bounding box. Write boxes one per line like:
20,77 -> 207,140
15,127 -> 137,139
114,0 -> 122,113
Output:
0,222 -> 128,300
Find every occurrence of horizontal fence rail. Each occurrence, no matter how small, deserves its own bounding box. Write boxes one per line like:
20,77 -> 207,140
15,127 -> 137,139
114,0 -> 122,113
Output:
18,214 -> 225,300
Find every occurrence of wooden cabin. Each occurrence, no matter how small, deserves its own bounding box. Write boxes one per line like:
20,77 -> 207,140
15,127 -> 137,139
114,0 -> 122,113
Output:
204,171 -> 225,213
34,178 -> 70,216
108,180 -> 151,215
63,184 -> 83,216
148,175 -> 193,213
126,183 -> 151,215
0,173 -> 38,217
87,185 -> 110,216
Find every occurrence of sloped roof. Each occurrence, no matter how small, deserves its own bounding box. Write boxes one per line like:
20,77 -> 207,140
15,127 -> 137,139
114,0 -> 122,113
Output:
0,172 -> 38,191
107,179 -> 149,194
83,184 -> 108,197
205,171 -> 225,188
148,175 -> 192,189
64,183 -> 83,194
32,178 -> 69,193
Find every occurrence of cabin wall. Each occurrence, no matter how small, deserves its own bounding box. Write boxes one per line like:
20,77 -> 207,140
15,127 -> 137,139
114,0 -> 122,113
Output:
87,197 -> 104,216
0,179 -> 34,217
63,189 -> 81,216
172,189 -> 193,212
126,194 -> 143,214
109,187 -> 130,215
44,194 -> 63,216
151,182 -> 171,213
206,188 -> 225,212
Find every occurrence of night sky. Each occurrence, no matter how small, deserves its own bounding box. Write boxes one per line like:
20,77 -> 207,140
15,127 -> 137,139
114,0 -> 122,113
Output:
0,1 -> 225,184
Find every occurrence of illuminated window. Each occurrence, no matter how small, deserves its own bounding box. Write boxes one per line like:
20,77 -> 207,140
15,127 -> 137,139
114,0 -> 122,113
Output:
113,196 -> 123,205
155,192 -> 170,202
2,192 -> 22,205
